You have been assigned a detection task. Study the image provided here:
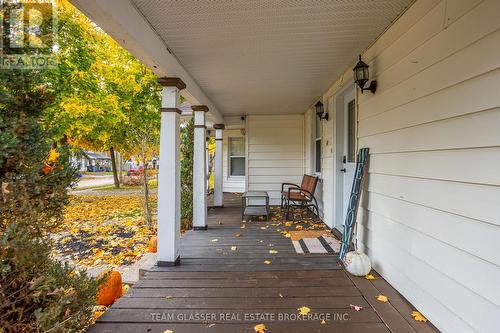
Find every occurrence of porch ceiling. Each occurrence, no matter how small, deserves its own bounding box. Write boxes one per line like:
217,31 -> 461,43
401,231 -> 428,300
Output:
72,0 -> 414,117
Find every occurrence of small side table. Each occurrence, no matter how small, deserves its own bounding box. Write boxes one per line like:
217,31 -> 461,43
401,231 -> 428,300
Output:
242,191 -> 269,220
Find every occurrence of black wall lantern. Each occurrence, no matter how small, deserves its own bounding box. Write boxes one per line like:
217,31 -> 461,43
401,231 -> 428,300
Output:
353,55 -> 377,94
315,101 -> 328,121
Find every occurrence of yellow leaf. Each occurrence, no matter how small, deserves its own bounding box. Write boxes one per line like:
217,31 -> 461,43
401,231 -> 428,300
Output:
254,323 -> 267,333
411,311 -> 428,322
47,148 -> 60,163
298,306 -> 311,315
320,319 -> 326,324
231,246 -> 237,251
376,295 -> 389,303
284,233 -> 291,238
163,330 -> 174,333
264,260 -> 272,265
269,250 -> 278,254
240,225 -> 246,229
235,233 -> 242,237
365,274 -> 376,280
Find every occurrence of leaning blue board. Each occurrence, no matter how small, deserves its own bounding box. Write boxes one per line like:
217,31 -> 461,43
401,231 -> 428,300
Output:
339,148 -> 369,260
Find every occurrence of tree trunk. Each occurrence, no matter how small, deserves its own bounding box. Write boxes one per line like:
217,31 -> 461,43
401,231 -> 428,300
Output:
140,148 -> 153,229
109,146 -> 120,188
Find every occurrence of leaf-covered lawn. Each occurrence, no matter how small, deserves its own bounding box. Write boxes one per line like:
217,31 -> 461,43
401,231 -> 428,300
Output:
52,194 -> 156,268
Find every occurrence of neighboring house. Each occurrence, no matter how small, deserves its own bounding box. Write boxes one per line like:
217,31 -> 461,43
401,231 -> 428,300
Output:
71,151 -> 112,172
70,0 -> 500,332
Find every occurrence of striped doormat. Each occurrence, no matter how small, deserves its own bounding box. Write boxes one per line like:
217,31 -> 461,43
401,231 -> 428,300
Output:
289,231 -> 341,254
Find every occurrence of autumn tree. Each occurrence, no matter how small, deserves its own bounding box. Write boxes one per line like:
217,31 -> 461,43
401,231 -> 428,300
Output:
0,2 -> 101,331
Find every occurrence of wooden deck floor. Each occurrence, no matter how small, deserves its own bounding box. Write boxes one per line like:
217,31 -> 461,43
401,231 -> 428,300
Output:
88,193 -> 439,333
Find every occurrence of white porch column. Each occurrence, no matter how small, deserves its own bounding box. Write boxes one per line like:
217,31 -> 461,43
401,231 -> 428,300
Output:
192,105 -> 209,230
156,77 -> 186,266
213,124 -> 225,207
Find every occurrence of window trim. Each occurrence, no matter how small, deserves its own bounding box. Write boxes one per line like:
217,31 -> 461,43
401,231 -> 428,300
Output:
228,137 -> 246,177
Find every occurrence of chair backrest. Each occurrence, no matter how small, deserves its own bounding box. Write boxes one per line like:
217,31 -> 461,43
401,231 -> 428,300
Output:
300,174 -> 318,195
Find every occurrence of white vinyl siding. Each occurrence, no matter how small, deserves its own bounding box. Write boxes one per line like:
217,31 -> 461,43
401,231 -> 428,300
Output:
365,0 -> 498,331
247,114 -> 304,205
320,0 -> 500,332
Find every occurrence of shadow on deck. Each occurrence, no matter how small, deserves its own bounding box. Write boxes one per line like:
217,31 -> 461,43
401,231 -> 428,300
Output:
88,193 -> 439,333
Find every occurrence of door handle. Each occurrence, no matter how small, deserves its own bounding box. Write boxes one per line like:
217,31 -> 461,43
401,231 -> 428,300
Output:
340,168 -> 346,172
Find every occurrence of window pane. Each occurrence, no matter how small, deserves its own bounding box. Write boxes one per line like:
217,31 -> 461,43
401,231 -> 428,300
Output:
315,114 -> 322,139
347,99 -> 356,163
315,139 -> 321,173
229,137 -> 245,156
230,157 -> 245,176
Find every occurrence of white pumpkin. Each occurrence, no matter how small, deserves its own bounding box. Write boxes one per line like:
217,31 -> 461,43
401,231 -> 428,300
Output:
343,251 -> 372,276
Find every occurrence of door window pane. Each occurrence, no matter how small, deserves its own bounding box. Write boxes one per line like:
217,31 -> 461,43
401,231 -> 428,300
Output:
347,99 -> 356,163
315,139 -> 321,173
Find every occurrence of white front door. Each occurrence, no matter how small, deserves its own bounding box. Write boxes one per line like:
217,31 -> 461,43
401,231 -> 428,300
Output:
342,94 -> 357,222
334,88 -> 356,234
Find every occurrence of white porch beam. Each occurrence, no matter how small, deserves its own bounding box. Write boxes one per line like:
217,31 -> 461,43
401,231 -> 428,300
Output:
156,77 -> 185,266
213,124 -> 225,207
192,105 -> 209,230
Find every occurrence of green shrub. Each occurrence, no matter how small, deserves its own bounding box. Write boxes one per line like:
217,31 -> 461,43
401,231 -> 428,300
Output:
180,118 -> 194,230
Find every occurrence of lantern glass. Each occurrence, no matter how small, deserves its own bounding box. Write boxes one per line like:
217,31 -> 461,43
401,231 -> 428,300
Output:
353,56 -> 370,89
315,101 -> 324,117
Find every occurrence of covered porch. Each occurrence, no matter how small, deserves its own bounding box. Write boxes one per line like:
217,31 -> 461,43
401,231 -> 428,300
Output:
72,0 -> 500,331
89,194 -> 437,333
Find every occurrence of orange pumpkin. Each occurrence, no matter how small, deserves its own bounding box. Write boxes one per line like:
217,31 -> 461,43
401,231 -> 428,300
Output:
148,236 -> 157,253
96,270 -> 122,306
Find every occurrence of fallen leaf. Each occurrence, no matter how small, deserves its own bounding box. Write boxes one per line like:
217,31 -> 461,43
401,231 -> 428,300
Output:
279,293 -> 284,298
254,323 -> 267,333
376,295 -> 389,303
298,306 -> 311,315
165,295 -> 173,299
269,250 -> 278,254
231,246 -> 237,251
240,225 -> 246,229
350,304 -> 363,312
211,239 -> 218,242
284,233 -> 291,238
411,311 -> 428,322
163,330 -> 174,333
365,274 -> 376,280
320,319 -> 326,324
264,260 -> 272,265
235,233 -> 242,237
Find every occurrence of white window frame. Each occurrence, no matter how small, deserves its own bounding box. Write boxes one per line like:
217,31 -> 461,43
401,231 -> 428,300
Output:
314,113 -> 322,175
228,137 -> 245,177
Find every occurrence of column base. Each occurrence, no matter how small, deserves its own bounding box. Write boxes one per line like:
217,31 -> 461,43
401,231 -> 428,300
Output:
193,226 -> 208,231
157,256 -> 181,267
